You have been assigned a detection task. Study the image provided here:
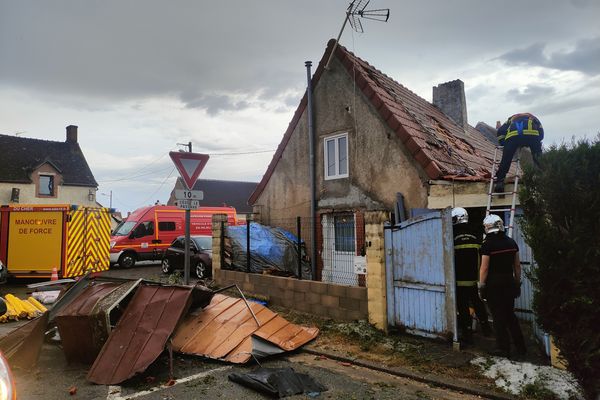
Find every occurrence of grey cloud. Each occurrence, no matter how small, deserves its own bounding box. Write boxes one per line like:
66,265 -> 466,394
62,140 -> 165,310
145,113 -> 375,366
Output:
506,85 -> 556,103
181,91 -> 250,115
498,37 -> 600,75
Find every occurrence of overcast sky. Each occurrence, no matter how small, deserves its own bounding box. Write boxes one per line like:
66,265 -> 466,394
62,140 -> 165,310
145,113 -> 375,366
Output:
1,0 -> 599,213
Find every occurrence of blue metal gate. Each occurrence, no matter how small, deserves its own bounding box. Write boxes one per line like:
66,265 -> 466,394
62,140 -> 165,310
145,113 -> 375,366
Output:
385,208 -> 457,341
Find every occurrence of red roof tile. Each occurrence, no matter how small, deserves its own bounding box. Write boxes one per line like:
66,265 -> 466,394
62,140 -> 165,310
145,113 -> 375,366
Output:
248,40 -> 500,205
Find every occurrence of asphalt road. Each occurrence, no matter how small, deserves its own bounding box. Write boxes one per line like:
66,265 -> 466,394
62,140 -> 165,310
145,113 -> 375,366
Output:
6,264 -> 483,399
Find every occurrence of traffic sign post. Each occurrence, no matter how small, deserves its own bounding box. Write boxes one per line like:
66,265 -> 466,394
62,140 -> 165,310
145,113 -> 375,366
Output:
169,151 -> 210,284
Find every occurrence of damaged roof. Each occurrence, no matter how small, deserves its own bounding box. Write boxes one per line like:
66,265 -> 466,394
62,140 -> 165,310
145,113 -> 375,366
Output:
249,39 -> 500,205
172,294 -> 319,364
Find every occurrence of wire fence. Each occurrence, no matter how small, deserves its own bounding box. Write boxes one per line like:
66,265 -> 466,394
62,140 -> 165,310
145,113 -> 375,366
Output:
222,214 -> 366,287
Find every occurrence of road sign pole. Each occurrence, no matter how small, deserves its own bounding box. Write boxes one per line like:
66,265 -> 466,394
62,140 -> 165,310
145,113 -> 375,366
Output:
184,208 -> 191,285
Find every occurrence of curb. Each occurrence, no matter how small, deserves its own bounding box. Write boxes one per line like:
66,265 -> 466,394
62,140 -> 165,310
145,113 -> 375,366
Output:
301,347 -> 516,400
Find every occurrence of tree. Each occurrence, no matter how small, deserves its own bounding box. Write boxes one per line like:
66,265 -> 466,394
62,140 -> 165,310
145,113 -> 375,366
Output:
519,137 -> 600,399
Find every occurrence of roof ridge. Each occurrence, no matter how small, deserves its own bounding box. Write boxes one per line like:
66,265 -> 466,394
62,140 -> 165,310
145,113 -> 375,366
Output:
0,133 -> 68,144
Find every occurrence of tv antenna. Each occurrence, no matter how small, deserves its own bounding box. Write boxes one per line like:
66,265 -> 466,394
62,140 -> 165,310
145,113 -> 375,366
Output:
325,0 -> 390,69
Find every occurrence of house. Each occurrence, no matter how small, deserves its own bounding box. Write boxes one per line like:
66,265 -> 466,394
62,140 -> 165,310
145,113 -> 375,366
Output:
167,178 -> 257,222
248,40 -> 517,286
0,125 -> 99,206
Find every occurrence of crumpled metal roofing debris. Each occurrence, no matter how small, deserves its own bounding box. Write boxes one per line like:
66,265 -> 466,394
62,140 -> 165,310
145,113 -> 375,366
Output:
87,284 -> 192,385
172,294 -> 319,363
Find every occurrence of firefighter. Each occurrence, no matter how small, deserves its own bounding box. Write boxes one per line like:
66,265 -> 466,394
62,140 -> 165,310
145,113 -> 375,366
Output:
494,113 -> 543,193
478,214 -> 526,358
452,207 -> 491,345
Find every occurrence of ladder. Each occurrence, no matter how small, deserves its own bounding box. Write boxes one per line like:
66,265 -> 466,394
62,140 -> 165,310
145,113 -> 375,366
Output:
486,146 -> 521,238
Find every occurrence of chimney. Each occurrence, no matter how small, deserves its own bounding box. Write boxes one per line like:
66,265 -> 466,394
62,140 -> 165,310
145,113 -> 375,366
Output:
432,80 -> 468,128
66,125 -> 78,143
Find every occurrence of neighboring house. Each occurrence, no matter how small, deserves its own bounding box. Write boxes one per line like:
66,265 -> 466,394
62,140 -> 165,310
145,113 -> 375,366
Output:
249,40 -> 515,285
168,178 -> 257,222
0,125 -> 99,206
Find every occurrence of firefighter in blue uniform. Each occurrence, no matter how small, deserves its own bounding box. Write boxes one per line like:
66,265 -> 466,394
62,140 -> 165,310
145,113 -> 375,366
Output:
478,214 -> 527,358
494,113 -> 543,192
452,208 -> 491,344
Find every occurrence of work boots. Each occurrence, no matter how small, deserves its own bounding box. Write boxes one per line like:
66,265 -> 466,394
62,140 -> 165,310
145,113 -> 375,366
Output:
493,178 -> 505,194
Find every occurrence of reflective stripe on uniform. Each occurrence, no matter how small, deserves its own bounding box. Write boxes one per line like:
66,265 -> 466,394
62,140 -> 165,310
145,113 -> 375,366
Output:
456,280 -> 478,286
454,244 -> 481,250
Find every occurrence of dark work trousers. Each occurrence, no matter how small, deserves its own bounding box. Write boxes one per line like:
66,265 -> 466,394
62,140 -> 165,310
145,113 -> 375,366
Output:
495,136 -> 542,181
457,286 -> 489,337
486,284 -> 526,355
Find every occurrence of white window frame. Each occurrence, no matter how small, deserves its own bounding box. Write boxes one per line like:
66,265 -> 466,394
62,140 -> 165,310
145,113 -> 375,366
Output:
324,133 -> 349,180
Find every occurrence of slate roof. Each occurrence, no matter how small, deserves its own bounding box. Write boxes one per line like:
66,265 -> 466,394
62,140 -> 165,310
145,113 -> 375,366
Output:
170,178 -> 257,213
0,134 -> 98,187
249,39 -> 501,205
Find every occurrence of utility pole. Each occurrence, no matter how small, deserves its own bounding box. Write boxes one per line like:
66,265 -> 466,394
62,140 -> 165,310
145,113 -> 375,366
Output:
184,143 -> 192,285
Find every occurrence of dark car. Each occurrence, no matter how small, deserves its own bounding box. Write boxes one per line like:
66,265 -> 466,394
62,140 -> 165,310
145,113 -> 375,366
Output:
161,235 -> 212,279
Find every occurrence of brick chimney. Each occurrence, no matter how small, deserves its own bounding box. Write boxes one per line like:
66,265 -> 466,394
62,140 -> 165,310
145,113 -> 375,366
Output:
66,125 -> 78,143
432,80 -> 468,128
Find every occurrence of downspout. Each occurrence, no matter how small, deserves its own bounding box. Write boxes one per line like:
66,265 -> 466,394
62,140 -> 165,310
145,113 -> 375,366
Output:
305,61 -> 317,279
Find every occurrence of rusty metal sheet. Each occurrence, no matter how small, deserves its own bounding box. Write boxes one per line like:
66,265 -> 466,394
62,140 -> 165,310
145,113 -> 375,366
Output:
87,284 -> 192,385
54,281 -> 140,364
0,312 -> 49,369
172,294 -> 319,363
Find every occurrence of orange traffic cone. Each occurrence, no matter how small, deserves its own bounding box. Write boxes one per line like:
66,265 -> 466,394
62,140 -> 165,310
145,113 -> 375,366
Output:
51,267 -> 59,281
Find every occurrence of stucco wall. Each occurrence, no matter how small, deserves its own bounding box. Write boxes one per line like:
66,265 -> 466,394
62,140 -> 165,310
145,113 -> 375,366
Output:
253,57 -> 428,222
0,182 -> 97,207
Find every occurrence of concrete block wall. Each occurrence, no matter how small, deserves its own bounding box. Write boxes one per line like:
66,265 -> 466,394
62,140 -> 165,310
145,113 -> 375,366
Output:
365,211 -> 389,331
214,269 -> 368,321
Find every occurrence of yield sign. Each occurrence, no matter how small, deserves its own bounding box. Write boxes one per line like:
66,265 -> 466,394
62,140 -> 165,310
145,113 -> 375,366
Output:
169,151 -> 209,190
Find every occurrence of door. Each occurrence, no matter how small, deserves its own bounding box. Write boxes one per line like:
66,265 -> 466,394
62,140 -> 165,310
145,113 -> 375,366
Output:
66,207 -> 111,277
321,213 -> 358,286
385,208 -> 457,340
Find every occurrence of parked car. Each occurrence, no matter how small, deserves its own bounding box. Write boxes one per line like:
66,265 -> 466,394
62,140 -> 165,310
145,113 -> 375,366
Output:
161,235 -> 212,279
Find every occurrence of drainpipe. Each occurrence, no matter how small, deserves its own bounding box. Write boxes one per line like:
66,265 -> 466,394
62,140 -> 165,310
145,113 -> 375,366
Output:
305,61 -> 317,280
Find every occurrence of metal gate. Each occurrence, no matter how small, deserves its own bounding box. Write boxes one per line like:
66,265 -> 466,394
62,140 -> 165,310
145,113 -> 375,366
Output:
509,211 -> 551,355
385,208 -> 457,341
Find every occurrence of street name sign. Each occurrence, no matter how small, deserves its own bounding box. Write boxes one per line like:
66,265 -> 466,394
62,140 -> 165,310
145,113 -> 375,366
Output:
175,199 -> 200,210
175,189 -> 204,201
169,151 -> 210,190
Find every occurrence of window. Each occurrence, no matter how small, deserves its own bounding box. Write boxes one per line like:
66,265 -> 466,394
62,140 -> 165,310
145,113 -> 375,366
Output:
324,133 -> 348,180
158,221 -> 176,231
334,214 -> 355,252
133,221 -> 154,238
38,175 -> 54,196
171,238 -> 185,249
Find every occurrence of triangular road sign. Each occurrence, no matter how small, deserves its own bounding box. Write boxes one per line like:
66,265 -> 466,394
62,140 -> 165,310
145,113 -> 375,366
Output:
169,151 -> 209,190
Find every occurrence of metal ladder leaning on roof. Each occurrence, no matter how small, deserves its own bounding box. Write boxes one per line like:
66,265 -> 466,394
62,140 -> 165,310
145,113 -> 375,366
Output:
486,146 -> 521,238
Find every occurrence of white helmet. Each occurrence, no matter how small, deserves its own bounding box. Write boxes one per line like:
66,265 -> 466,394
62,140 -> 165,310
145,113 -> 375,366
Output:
452,207 -> 469,225
483,214 -> 504,234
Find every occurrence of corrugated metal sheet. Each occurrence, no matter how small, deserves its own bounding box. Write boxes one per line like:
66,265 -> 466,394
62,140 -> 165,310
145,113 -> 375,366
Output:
0,312 -> 48,369
87,284 -> 192,385
55,280 -> 140,364
385,209 -> 457,340
172,294 -> 319,363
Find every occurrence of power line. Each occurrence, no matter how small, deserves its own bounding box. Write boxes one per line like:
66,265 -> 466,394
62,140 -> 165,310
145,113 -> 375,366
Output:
208,149 -> 275,156
136,167 -> 176,207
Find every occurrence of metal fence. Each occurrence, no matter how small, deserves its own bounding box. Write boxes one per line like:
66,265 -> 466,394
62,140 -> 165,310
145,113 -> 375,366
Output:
223,214 -> 365,287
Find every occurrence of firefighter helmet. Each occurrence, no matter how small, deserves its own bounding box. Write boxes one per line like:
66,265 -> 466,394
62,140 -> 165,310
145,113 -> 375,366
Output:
451,207 -> 469,225
483,214 -> 504,234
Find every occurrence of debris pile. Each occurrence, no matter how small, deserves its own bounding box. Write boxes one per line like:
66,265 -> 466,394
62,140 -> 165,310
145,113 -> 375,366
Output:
0,274 -> 319,388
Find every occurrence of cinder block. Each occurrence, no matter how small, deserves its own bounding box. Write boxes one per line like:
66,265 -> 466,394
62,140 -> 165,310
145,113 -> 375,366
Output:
305,292 -> 321,305
281,296 -> 295,308
268,286 -> 284,299
309,281 -> 328,294
295,301 -> 311,313
327,284 -> 347,298
270,276 -> 287,289
283,289 -> 295,300
242,282 -> 254,292
293,291 -> 305,302
292,280 -> 311,293
346,287 -> 367,301
360,300 -> 369,314
254,284 -> 269,296
248,274 -> 263,285
321,294 -> 339,308
339,297 -> 360,311
327,307 -> 347,321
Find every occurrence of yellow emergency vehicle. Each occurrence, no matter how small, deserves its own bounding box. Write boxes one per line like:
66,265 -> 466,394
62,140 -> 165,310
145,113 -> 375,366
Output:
0,204 -> 111,279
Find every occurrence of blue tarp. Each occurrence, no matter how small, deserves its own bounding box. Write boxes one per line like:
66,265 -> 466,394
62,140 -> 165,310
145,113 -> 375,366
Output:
227,223 -> 311,279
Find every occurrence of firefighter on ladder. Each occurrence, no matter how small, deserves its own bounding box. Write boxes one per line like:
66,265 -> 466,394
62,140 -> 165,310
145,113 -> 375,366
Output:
452,207 -> 492,345
494,113 -> 543,193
